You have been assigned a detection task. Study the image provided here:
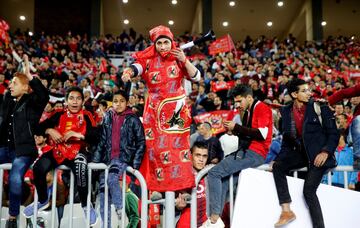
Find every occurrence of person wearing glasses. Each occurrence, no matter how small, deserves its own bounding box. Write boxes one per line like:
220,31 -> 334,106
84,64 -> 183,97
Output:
272,78 -> 339,228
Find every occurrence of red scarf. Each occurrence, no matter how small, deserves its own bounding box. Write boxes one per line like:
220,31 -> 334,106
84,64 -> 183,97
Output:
132,25 -> 177,62
52,110 -> 87,164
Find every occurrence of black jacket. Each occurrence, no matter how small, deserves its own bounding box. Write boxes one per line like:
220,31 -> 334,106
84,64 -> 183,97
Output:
0,78 -> 49,157
93,110 -> 145,169
278,99 -> 339,167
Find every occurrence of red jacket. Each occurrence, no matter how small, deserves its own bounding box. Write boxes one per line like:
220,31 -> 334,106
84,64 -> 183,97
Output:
328,84 -> 360,118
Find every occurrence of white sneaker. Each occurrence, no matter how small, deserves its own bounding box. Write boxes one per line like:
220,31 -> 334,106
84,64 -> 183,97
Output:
200,218 -> 225,228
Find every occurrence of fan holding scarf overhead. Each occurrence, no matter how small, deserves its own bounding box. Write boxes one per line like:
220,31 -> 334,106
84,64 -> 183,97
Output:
122,25 -> 201,191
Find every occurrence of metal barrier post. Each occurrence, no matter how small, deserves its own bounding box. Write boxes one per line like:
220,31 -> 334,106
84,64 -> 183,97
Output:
32,189 -> 38,227
229,174 -> 234,224
164,191 -> 175,228
104,168 -> 109,228
327,172 -> 332,185
86,166 -> 92,228
0,168 -> 4,224
69,170 -> 75,228
121,171 -> 126,228
344,171 -> 348,189
51,169 -> 58,228
126,167 -> 148,228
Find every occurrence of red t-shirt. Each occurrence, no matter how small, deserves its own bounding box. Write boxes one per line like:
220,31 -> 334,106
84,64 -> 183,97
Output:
248,101 -> 273,159
293,104 -> 306,137
177,178 -> 207,228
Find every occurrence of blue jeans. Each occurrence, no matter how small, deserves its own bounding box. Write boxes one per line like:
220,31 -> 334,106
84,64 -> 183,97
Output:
207,150 -> 265,215
349,115 -> 360,158
0,147 -> 34,216
99,159 -> 127,227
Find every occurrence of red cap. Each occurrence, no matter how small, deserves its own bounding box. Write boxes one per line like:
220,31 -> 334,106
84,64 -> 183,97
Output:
149,25 -> 174,42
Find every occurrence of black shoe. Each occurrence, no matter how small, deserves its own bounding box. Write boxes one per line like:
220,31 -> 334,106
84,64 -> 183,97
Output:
5,219 -> 17,228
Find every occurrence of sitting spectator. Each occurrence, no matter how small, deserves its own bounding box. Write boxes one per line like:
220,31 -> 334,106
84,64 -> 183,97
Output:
176,141 -> 209,228
196,122 -> 224,164
322,129 -> 358,189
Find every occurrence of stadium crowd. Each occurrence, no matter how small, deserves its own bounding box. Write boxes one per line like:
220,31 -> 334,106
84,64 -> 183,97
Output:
0,27 -> 360,228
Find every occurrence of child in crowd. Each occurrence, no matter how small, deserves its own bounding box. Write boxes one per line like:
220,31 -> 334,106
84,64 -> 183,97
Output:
23,87 -> 99,226
93,90 -> 145,227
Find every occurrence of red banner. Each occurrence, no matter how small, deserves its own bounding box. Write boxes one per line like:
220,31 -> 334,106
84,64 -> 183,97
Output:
349,70 -> 360,78
0,19 -> 10,46
194,110 -> 237,135
208,34 -> 235,55
211,80 -> 235,92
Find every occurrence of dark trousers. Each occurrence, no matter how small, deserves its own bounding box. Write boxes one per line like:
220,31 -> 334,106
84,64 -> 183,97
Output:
272,148 -> 327,228
32,151 -> 88,207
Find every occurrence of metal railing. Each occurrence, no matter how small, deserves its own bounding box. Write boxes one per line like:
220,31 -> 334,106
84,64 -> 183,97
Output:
189,164 -> 357,228
0,162 -> 356,228
0,163 -> 148,228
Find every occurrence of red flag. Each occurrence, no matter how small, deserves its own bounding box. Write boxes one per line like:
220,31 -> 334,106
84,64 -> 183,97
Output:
194,110 -> 237,135
208,34 -> 235,56
99,58 -> 108,73
210,80 -> 235,92
0,19 -> 10,46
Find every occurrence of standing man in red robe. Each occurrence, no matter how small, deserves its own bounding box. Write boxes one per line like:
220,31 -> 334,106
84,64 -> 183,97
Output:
122,25 -> 200,192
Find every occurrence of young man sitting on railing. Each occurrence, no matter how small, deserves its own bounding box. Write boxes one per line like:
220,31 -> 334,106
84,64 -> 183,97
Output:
272,78 -> 339,228
176,141 -> 209,228
23,86 -> 99,226
200,85 -> 273,228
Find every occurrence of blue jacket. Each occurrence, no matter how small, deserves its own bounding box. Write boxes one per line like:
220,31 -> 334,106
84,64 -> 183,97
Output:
322,145 -> 358,185
93,109 -> 146,169
278,99 -> 339,167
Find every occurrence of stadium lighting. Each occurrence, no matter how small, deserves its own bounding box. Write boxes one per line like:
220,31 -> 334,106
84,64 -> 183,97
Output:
122,0 -> 128,3
321,21 -> 327,26
123,19 -> 129,25
171,0 -> 177,5
168,20 -> 174,25
19,15 -> 26,21
277,1 -> 284,7
267,21 -> 273,27
229,1 -> 235,7
222,21 -> 229,27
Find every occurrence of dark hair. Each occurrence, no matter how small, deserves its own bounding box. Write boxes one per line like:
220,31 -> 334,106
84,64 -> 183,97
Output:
65,87 -> 84,101
155,35 -> 172,43
99,100 -> 108,108
335,102 -> 344,107
231,84 -> 253,98
202,121 -> 212,130
113,90 -> 129,102
287,78 -> 306,99
191,141 -> 208,154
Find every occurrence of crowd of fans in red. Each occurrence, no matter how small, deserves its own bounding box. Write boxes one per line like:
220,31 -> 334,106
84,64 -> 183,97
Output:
0,28 -> 360,226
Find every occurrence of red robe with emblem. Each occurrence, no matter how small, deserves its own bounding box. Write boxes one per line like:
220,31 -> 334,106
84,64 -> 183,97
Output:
136,54 -> 195,191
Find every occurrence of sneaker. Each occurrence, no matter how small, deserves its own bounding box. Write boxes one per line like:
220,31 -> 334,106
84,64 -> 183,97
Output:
23,199 -> 50,218
83,205 -> 98,226
274,210 -> 296,227
200,218 -> 225,228
5,219 -> 17,228
150,191 -> 163,201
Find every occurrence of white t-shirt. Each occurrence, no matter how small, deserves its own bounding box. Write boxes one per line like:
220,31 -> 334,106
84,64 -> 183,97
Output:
219,133 -> 239,157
